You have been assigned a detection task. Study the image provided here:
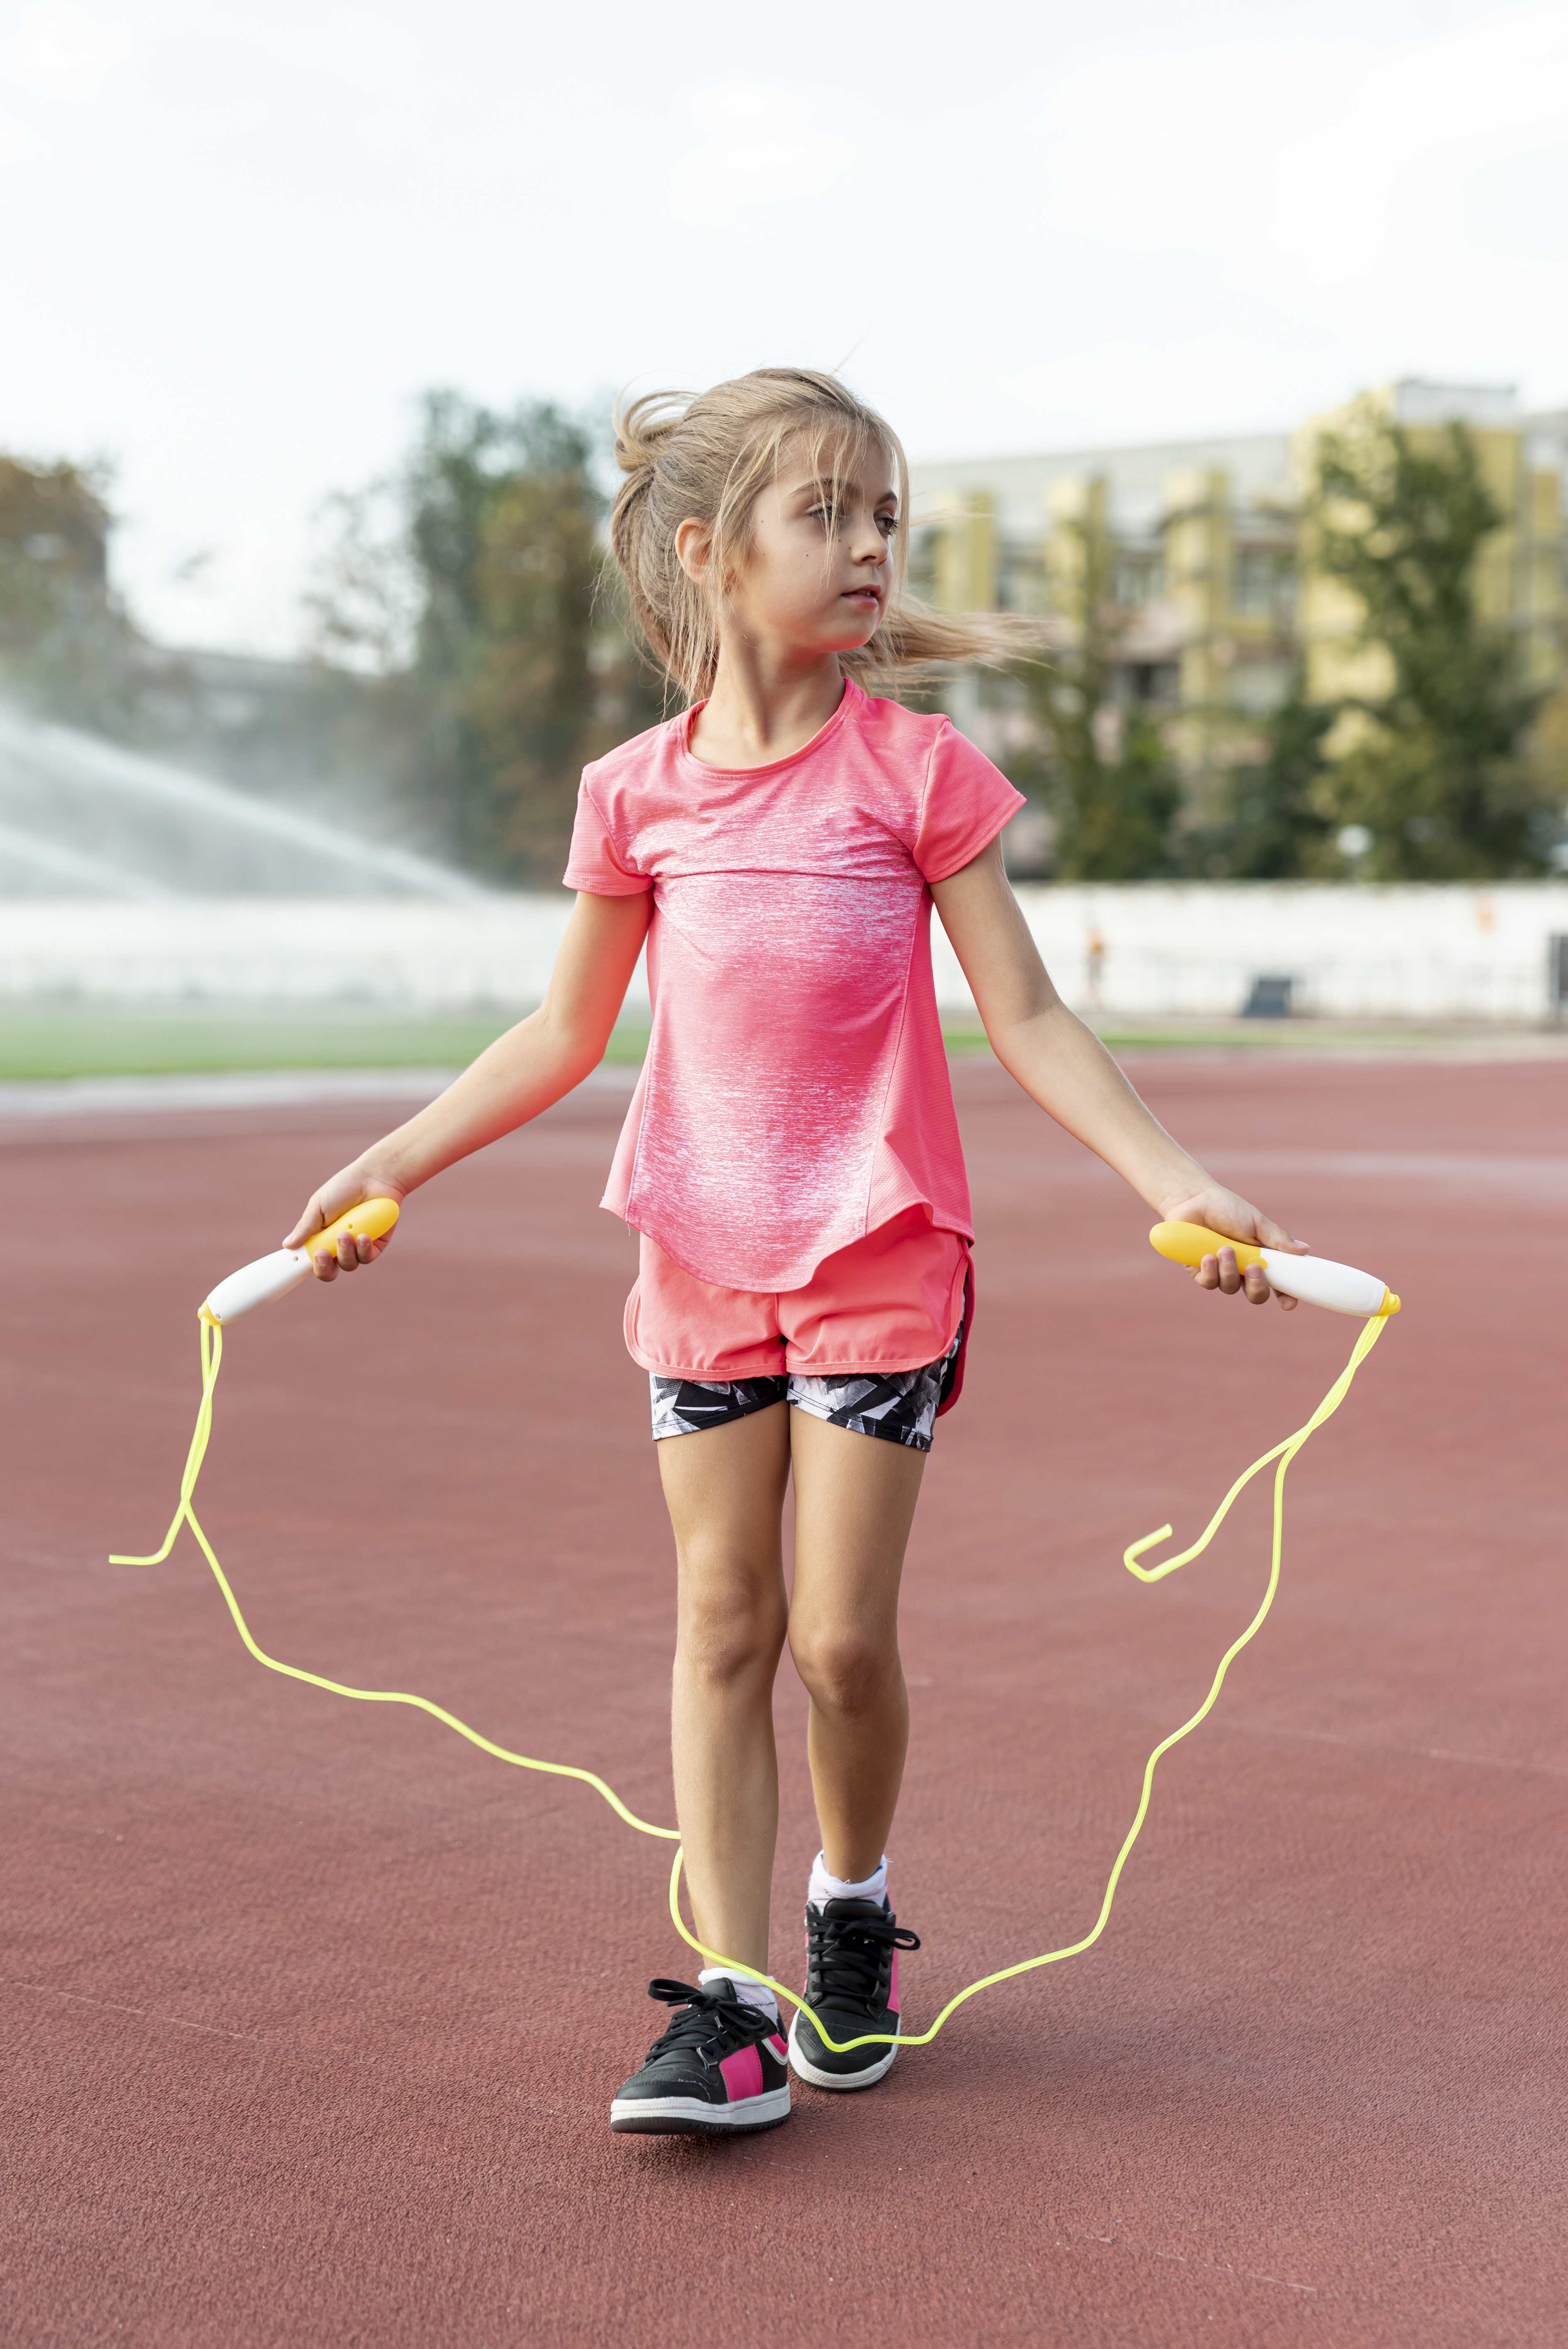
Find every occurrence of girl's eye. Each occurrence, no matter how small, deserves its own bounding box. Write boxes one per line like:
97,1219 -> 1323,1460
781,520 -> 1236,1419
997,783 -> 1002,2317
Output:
878,513 -> 899,538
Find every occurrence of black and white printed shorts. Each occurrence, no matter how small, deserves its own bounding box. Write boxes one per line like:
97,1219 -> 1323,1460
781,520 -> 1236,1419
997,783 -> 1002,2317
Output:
650,1313 -> 965,1452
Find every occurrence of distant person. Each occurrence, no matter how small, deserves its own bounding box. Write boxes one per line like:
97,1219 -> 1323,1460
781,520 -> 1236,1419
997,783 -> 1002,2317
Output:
282,370 -> 1302,2139
1086,924 -> 1106,1012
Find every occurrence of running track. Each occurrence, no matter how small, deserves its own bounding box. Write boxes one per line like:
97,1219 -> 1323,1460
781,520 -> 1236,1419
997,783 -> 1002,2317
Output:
5,1053 -> 1564,2346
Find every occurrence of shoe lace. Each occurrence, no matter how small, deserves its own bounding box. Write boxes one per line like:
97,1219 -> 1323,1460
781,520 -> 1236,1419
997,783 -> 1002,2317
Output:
641,1977 -> 769,2066
804,1906 -> 921,2014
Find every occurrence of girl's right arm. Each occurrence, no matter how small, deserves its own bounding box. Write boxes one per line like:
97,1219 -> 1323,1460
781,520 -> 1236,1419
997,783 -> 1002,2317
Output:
283,889 -> 653,1278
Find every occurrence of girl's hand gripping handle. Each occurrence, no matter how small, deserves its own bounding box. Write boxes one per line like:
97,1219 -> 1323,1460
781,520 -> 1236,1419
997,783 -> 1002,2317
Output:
203,1198 -> 401,1325
1150,1221 -> 1400,1319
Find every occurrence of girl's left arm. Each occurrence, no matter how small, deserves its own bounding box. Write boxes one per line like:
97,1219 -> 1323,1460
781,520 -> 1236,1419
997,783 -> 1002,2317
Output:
931,840 -> 1306,1307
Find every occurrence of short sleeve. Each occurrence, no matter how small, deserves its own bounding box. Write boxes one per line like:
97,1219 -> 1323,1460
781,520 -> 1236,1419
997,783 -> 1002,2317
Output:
912,723 -> 1027,884
562,774 -> 652,895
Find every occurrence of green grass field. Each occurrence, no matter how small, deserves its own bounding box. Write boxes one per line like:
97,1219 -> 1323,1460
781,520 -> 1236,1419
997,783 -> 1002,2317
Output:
0,1003 -> 650,1081
0,1001 -> 1520,1082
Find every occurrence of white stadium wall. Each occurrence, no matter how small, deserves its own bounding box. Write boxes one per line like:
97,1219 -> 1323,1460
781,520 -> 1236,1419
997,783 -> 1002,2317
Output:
2,884 -> 1566,1023
964,884 -> 1568,1023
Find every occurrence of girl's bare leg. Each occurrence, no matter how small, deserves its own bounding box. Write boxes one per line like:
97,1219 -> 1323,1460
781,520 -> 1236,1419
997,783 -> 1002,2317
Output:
657,1403 -> 792,1977
786,1414 -> 926,1882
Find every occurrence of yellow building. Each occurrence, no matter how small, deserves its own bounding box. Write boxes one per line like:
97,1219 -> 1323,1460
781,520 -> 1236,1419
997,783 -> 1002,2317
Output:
1295,383 -> 1567,718
910,382 -> 1567,784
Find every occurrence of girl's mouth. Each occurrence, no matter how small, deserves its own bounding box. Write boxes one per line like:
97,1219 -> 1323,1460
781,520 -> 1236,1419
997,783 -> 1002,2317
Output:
842,587 -> 881,605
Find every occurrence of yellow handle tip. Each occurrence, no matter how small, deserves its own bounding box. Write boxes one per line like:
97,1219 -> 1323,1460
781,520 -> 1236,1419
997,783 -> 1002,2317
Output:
1380,1292 -> 1401,1317
309,1196 -> 401,1255
1149,1220 -> 1265,1273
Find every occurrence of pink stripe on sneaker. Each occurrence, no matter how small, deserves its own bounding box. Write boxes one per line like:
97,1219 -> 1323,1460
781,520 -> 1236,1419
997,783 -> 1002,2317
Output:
888,1949 -> 901,2016
719,2044 -> 764,2102
767,2034 -> 788,2061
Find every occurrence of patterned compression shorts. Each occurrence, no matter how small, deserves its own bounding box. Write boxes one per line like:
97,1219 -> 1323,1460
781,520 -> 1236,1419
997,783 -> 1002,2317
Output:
649,1312 -> 965,1452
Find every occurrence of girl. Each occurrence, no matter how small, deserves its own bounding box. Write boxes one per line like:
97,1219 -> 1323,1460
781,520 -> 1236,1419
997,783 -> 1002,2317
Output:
286,368 -> 1302,2139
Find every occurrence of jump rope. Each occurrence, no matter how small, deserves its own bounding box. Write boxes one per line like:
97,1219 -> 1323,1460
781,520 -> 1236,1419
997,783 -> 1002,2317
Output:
113,1203 -> 1398,2057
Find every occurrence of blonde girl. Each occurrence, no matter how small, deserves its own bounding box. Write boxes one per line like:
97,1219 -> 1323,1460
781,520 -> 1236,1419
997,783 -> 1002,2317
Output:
287,368 -> 1302,2137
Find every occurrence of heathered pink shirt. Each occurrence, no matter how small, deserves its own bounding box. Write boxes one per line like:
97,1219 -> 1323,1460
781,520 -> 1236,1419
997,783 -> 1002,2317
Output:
563,677 -> 1025,1293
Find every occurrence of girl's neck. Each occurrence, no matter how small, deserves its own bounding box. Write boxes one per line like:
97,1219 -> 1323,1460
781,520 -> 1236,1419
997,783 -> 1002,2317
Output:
687,645 -> 845,771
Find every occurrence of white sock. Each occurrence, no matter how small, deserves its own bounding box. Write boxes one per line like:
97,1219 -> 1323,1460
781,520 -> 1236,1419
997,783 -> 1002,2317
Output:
808,1850 -> 889,1910
699,1966 -> 779,2025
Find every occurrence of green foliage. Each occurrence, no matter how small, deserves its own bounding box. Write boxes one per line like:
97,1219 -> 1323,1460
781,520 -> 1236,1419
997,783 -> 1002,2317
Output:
1054,704 -> 1183,880
465,432 -> 623,875
1016,515 -> 1181,879
1309,406 -> 1555,877
311,392 -> 661,882
0,455 -> 137,724
0,456 -> 110,643
1209,683 -> 1337,878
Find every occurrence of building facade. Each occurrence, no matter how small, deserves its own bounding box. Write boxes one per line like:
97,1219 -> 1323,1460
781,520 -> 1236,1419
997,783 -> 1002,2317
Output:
909,382 -> 1568,814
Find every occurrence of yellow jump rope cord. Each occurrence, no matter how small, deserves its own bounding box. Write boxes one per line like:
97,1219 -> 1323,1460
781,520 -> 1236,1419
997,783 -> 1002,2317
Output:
110,1315 -> 678,1843
112,1305 -> 1387,2056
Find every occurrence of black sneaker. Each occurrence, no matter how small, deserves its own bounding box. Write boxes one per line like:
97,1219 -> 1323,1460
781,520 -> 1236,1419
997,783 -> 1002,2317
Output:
609,1978 -> 792,2136
787,1896 -> 920,2091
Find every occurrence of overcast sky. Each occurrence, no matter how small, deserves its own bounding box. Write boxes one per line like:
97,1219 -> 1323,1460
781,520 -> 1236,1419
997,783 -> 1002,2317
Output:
5,0 -> 1563,655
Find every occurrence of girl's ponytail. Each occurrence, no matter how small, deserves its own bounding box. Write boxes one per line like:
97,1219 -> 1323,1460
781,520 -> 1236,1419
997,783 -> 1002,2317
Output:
610,392 -> 697,695
606,370 -> 1037,703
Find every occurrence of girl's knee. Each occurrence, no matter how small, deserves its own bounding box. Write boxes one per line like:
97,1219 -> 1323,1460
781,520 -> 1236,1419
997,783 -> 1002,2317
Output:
790,1624 -> 898,1718
677,1579 -> 786,1689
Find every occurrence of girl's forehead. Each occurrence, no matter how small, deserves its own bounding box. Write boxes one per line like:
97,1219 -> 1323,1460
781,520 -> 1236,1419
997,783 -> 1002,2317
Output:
776,428 -> 897,501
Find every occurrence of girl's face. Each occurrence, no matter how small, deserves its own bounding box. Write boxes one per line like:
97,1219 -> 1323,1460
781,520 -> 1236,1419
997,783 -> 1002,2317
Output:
718,439 -> 898,660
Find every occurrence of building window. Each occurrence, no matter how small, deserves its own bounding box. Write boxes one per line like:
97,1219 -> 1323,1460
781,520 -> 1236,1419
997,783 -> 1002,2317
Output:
1113,550 -> 1165,609
1125,661 -> 1180,706
1232,548 -> 1292,618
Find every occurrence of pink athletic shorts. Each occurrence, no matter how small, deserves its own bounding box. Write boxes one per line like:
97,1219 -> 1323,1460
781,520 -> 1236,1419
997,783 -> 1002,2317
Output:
624,1204 -> 972,1393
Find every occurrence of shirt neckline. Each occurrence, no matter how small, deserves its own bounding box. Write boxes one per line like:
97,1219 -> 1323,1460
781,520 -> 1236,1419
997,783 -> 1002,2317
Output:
677,676 -> 862,781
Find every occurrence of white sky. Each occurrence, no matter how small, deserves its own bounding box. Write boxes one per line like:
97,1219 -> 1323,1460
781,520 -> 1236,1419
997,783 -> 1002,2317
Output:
4,0 -> 1563,655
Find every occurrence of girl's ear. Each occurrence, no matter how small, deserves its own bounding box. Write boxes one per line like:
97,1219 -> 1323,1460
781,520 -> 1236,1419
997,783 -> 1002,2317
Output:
674,518 -> 712,587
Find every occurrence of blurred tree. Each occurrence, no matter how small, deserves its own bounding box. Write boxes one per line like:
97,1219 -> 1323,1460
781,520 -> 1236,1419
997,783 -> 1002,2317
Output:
0,455 -> 134,720
1015,514 -> 1181,879
1308,406 -> 1555,877
1207,679 -> 1337,878
310,393 -> 660,882
0,456 -> 110,639
467,458 -> 612,874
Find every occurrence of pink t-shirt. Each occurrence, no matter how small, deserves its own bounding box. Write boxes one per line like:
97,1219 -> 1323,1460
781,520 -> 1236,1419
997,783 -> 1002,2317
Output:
563,677 -> 1025,1292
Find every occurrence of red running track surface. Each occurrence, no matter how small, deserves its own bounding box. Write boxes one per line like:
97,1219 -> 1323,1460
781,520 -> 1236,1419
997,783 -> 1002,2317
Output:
4,1054 -> 1564,2346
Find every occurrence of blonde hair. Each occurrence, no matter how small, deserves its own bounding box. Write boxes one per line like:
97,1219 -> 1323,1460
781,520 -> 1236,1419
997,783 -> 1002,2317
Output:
609,368 -> 1035,701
